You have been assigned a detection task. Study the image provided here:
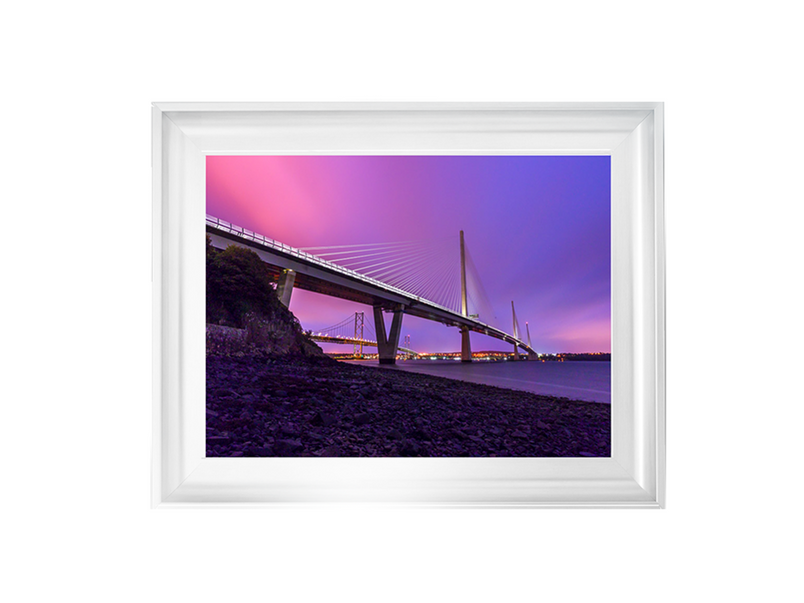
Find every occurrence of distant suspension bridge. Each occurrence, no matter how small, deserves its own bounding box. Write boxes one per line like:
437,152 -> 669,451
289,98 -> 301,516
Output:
307,312 -> 419,359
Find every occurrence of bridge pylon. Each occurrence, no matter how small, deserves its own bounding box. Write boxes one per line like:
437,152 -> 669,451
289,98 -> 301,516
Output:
510,301 -> 519,360
459,230 -> 472,363
526,321 -> 538,361
373,304 -> 404,365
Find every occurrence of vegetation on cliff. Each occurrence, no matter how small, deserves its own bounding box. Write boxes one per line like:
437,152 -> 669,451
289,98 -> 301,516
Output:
206,236 -> 325,357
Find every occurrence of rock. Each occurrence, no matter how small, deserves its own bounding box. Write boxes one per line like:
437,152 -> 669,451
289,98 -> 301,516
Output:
387,429 -> 404,441
317,445 -> 340,457
354,412 -> 371,426
578,451 -> 597,457
310,411 -> 337,427
280,425 -> 300,437
400,440 -> 421,456
410,428 -> 432,441
511,430 -> 528,439
274,439 -> 304,454
536,420 -> 549,429
275,390 -> 288,397
207,436 -> 231,445
450,429 -> 468,440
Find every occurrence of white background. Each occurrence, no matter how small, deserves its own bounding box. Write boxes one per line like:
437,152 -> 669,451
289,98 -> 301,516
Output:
3,2 -> 802,601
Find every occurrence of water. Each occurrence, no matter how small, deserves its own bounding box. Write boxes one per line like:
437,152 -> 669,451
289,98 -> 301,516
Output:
345,359 -> 611,404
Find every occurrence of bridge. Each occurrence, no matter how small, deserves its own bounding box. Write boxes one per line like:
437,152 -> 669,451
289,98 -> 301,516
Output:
307,312 -> 419,359
305,312 -> 419,358
207,215 -> 537,364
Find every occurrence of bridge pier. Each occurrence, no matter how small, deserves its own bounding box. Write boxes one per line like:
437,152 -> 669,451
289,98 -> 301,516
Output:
276,269 -> 296,307
460,326 -> 472,362
373,304 -> 404,365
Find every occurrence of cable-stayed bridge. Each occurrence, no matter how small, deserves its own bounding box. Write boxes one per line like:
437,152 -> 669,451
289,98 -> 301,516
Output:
207,215 -> 537,364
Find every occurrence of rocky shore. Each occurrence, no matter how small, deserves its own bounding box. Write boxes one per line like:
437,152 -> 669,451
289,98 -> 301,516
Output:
207,352 -> 610,457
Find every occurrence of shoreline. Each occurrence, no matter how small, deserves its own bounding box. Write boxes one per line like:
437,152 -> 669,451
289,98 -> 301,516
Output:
207,352 -> 610,457
349,358 -> 611,404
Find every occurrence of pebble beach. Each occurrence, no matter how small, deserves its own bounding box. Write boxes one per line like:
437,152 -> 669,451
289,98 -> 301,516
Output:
207,352 -> 611,457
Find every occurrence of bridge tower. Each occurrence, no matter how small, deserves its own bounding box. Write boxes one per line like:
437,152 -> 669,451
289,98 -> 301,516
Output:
511,301 -> 519,360
526,321 -> 538,361
373,304 -> 404,365
459,230 -> 472,363
353,312 -> 364,358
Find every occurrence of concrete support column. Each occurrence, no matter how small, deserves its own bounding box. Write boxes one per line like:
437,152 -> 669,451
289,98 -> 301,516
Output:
373,304 -> 404,365
276,269 -> 296,307
511,343 -> 519,360
460,326 -> 472,362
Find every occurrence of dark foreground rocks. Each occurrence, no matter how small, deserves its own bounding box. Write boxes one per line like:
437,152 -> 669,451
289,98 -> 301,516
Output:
207,352 -> 610,457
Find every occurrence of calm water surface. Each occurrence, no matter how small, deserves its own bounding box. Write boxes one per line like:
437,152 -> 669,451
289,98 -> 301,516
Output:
345,359 -> 611,404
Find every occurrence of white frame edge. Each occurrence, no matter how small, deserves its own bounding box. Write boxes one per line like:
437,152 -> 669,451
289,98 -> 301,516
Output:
152,103 -> 665,508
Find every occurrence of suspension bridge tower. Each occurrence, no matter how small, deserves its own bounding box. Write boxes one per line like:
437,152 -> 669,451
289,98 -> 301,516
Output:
353,312 -> 364,358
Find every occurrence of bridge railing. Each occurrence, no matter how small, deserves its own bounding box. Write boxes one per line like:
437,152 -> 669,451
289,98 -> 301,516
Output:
207,215 -> 532,351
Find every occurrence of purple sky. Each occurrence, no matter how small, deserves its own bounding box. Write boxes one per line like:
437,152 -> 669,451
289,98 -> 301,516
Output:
207,155 -> 610,354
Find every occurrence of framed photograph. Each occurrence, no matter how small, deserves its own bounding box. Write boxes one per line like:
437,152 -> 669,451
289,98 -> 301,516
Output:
152,103 -> 665,507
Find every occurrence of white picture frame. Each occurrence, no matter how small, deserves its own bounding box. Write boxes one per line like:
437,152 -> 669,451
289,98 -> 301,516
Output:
152,102 -> 665,508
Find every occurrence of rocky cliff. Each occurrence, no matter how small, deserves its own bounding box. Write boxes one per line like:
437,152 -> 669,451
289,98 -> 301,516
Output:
206,237 -> 326,358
